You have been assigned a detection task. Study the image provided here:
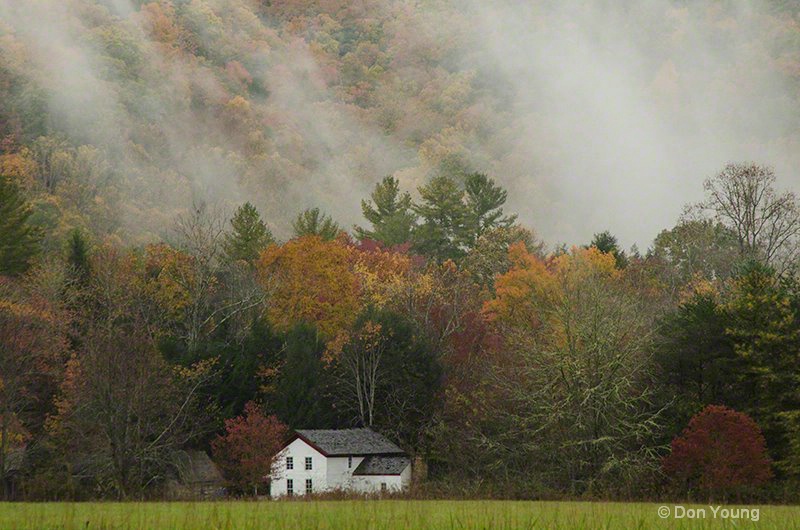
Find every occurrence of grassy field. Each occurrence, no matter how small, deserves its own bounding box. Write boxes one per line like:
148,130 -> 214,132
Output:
0,500 -> 798,530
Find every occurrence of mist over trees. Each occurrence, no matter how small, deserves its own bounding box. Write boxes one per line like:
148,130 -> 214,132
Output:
3,0 -> 800,503
2,0 -> 800,247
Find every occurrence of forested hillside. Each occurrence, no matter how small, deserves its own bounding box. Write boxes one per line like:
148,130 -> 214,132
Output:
3,0 -> 800,503
2,0 -> 800,245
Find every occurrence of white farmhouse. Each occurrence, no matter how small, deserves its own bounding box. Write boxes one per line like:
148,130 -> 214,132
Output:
269,428 -> 411,498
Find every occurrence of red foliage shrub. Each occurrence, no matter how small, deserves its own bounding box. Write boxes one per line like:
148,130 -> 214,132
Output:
211,402 -> 289,495
662,405 -> 773,495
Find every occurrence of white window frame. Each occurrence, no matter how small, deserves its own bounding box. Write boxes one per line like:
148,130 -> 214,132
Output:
305,456 -> 313,470
286,456 -> 293,470
287,478 -> 294,496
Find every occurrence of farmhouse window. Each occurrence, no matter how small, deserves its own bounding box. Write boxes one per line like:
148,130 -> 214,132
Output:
381,483 -> 387,492
287,479 -> 293,496
306,478 -> 313,494
305,456 -> 313,470
286,457 -> 293,470
348,456 -> 352,468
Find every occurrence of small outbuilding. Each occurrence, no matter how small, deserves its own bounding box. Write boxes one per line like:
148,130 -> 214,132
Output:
1,448 -> 25,499
166,450 -> 225,499
269,428 -> 411,498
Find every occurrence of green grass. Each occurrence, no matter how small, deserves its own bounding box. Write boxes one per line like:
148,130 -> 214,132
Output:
0,500 -> 798,530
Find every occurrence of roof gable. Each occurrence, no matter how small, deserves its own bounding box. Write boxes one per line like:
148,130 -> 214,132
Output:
291,428 -> 406,456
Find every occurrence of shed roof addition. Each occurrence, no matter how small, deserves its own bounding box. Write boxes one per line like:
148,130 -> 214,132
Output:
352,455 -> 410,476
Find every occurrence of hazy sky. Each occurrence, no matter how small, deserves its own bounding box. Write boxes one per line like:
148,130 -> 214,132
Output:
460,0 -> 800,248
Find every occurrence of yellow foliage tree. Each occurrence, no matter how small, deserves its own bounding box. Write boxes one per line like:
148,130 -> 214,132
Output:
257,236 -> 360,338
351,244 -> 414,309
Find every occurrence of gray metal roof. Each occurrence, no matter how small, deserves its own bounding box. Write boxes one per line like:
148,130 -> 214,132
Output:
294,428 -> 406,456
353,455 -> 411,476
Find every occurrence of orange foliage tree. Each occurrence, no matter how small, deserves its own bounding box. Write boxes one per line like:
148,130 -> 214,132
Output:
482,241 -> 556,329
483,243 -> 620,335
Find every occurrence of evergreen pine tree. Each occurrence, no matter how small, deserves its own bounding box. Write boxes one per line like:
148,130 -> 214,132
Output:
223,203 -> 274,263
588,230 -> 628,268
461,172 -> 517,248
355,176 -> 417,246
273,323 -> 333,429
724,261 -> 800,475
0,175 -> 41,276
66,228 -> 91,283
412,175 -> 467,262
292,207 -> 340,241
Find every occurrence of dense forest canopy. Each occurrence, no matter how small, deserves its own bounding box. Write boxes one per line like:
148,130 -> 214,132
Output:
2,0 -> 800,503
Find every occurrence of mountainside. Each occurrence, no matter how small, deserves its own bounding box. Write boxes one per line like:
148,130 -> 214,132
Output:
2,0 -> 800,247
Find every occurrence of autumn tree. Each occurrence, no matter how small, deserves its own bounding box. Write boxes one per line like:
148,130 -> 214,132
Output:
482,242 -> 555,329
212,402 -> 288,496
0,175 -> 41,276
146,243 -> 216,354
484,245 -> 665,493
52,326 -> 212,498
462,225 -> 544,292
223,203 -> 274,264
648,219 -> 740,296
355,176 -> 417,246
375,256 -> 485,363
168,204 -> 226,351
699,163 -> 800,274
163,204 -> 266,353
49,247 -> 212,499
350,240 -> 416,310
663,405 -> 773,497
257,236 -> 360,339
292,207 -> 341,240
0,278 -> 69,499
